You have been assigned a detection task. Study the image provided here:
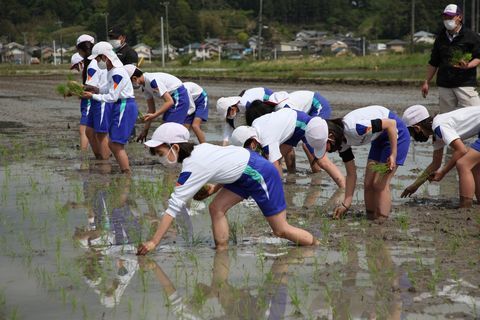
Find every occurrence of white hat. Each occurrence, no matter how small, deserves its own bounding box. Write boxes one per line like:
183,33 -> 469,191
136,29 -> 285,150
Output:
305,117 -> 328,159
402,105 -> 430,127
123,64 -> 137,78
217,96 -> 241,119
76,34 -> 94,46
144,122 -> 190,148
231,126 -> 258,147
267,91 -> 290,106
443,4 -> 462,17
70,52 -> 83,67
88,41 -> 123,68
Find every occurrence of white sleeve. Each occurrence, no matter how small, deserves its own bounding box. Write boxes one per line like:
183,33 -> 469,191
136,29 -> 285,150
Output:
266,142 -> 282,163
434,125 -> 457,149
166,167 -> 212,218
92,72 -> 128,103
223,122 -> 233,143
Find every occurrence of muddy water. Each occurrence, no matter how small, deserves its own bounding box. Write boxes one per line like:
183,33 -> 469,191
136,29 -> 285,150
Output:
0,76 -> 479,319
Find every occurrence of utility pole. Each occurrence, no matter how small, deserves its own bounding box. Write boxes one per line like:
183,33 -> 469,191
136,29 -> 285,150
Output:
104,12 -> 109,41
161,16 -> 165,67
257,0 -> 263,60
22,32 -> 27,65
410,0 -> 415,53
56,20 -> 63,64
161,2 -> 170,60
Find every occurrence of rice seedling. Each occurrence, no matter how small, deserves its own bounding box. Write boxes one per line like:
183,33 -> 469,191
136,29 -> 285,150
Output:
288,283 -> 303,316
56,78 -> 84,97
450,49 -> 472,66
395,213 -> 409,231
369,162 -> 390,175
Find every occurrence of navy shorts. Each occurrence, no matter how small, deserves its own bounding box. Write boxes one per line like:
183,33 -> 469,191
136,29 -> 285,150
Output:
80,98 -> 90,126
163,85 -> 190,124
224,151 -> 287,217
283,110 -> 312,147
368,111 -> 410,165
184,91 -> 209,125
86,99 -> 108,133
105,98 -> 138,145
471,133 -> 480,152
309,92 -> 331,119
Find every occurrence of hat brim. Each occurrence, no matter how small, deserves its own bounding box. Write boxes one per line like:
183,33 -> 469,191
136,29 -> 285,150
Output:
87,53 -> 98,60
313,144 -> 326,160
144,140 -> 164,148
442,12 -> 458,17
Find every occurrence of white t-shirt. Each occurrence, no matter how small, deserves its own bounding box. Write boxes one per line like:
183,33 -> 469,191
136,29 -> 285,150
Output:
341,105 -> 391,151
239,87 -> 270,111
252,108 -> 297,162
184,81 -> 203,115
143,72 -> 182,100
92,66 -> 134,103
166,144 -> 250,218
432,106 -> 480,150
85,59 -> 108,89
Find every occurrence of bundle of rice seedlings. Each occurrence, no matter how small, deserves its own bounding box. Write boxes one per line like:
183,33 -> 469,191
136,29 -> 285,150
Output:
451,49 -> 472,66
369,163 -> 390,175
56,76 -> 84,97
137,111 -> 145,121
416,170 -> 432,184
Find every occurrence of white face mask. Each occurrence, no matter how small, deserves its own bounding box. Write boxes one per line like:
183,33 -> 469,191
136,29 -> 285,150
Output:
226,107 -> 237,120
159,147 -> 178,168
444,19 -> 457,31
132,82 -> 141,90
109,39 -> 122,49
97,59 -> 108,70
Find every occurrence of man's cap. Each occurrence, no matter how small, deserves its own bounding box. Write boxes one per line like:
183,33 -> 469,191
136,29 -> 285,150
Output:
144,123 -> 190,148
305,117 -> 328,159
87,41 -> 123,68
70,53 -> 83,68
76,34 -> 94,46
108,26 -> 125,38
402,105 -> 430,127
443,4 -> 462,17
231,126 -> 258,147
216,96 -> 241,119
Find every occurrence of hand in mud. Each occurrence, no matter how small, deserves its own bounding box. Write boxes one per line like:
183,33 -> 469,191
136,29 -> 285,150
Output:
333,205 -> 348,219
400,185 -> 418,198
386,154 -> 396,171
429,170 -> 444,182
81,91 -> 93,99
136,240 -> 156,255
143,113 -> 158,122
193,184 -> 214,201
136,129 -> 149,143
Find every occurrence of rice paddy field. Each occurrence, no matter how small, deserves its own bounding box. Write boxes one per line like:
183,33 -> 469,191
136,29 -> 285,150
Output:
0,75 -> 479,319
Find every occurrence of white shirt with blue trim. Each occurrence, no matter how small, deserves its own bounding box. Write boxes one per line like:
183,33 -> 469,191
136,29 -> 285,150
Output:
432,106 -> 480,150
92,66 -> 134,103
143,72 -> 182,100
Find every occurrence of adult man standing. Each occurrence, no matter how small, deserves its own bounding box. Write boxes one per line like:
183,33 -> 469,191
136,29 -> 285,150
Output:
108,26 -> 139,65
422,4 -> 480,113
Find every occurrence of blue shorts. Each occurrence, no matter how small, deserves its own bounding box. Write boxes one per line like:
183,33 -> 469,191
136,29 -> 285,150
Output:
184,91 -> 209,125
105,98 -> 138,145
368,111 -> 410,165
163,85 -> 190,124
80,98 -> 90,125
86,100 -> 108,133
223,151 -> 286,217
283,110 -> 312,147
471,133 -> 480,152
309,92 -> 331,119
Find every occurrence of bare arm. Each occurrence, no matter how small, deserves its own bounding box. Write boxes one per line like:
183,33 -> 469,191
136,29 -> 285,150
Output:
422,65 -> 438,98
382,119 -> 398,170
431,139 -> 468,181
333,159 -> 356,219
143,92 -> 175,122
401,148 -> 443,198
137,213 -> 174,255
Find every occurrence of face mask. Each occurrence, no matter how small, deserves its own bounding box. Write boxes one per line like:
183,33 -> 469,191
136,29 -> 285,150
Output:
109,39 -> 122,49
132,82 -> 141,90
97,59 -> 108,70
444,19 -> 457,31
159,147 -> 178,168
414,131 -> 429,142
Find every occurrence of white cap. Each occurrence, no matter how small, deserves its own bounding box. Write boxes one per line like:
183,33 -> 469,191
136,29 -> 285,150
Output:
305,117 -> 328,159
443,4 -> 461,17
402,105 -> 430,127
144,122 -> 190,148
76,34 -> 94,46
231,126 -> 258,146
268,91 -> 290,106
217,96 -> 241,118
123,64 -> 137,78
70,52 -> 83,67
88,41 -> 123,68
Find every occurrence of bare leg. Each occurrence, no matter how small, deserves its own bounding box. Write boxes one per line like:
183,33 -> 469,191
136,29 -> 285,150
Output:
85,126 -> 98,155
372,167 -> 397,218
96,133 -> 111,160
192,117 -> 206,143
208,188 -> 243,251
457,149 -> 480,207
280,144 -> 295,173
266,210 -> 318,246
474,164 -> 480,203
79,124 -> 89,151
364,162 -> 377,219
109,141 -> 131,174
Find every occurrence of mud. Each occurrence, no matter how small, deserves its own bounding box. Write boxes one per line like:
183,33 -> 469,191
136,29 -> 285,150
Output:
0,75 -> 479,319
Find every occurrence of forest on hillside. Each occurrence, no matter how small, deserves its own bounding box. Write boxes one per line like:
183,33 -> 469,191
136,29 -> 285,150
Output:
0,0 -> 472,47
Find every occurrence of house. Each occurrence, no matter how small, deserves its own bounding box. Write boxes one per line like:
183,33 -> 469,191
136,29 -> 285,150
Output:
223,42 -> 245,56
181,42 -> 216,60
2,42 -> 30,64
413,31 -> 435,44
369,42 -> 387,53
387,39 -> 408,53
151,44 -> 177,60
318,39 -> 348,55
133,43 -> 152,60
248,36 -> 263,50
275,40 -> 307,53
295,30 -> 329,42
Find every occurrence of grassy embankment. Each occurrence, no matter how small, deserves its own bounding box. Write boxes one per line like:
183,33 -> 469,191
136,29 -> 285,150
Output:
0,53 -> 429,85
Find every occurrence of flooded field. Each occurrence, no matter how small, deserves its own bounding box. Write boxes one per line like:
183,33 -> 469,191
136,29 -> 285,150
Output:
0,75 -> 479,319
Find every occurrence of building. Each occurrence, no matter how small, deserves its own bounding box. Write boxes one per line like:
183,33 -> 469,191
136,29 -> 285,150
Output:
386,39 -> 408,53
133,43 -> 152,61
413,31 -> 435,44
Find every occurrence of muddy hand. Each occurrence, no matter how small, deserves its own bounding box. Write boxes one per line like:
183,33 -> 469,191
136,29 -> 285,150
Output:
143,113 -> 157,122
429,170 -> 444,182
333,205 -> 347,219
400,185 -> 418,198
137,240 -> 156,255
193,184 -> 213,201
136,129 -> 148,143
